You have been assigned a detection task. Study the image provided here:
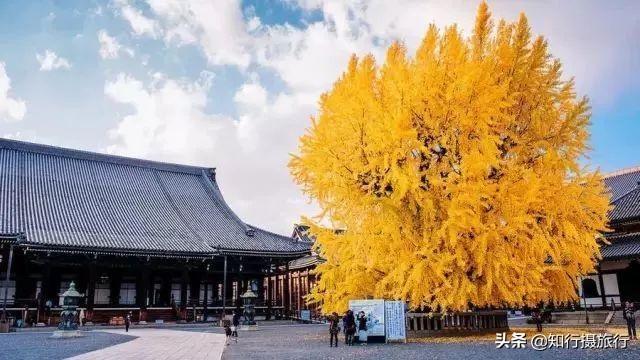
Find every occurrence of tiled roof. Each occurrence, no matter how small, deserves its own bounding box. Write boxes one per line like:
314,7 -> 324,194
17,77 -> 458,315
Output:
604,167 -> 640,202
604,167 -> 640,223
292,224 -> 315,243
609,187 -> 640,223
288,255 -> 324,270
0,138 -> 310,257
601,232 -> 640,260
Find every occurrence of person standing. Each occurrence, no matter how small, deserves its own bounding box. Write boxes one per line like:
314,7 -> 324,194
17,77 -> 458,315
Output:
357,311 -> 368,343
328,312 -> 340,347
624,301 -> 637,340
125,311 -> 132,332
224,324 -> 232,346
342,312 -> 348,341
532,309 -> 543,332
231,311 -> 240,340
344,310 -> 356,346
45,299 -> 52,325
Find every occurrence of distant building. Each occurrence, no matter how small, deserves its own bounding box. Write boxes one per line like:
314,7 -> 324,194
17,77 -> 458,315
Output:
0,139 -> 311,324
263,225 -> 323,319
580,166 -> 640,307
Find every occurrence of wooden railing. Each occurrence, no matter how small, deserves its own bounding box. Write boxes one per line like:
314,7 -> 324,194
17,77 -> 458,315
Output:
406,311 -> 508,336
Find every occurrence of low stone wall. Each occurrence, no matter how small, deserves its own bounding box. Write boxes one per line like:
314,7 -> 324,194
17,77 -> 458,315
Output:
406,311 -> 509,337
551,310 -> 610,325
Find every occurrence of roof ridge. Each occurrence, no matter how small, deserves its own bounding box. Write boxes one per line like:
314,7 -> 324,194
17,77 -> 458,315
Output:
604,165 -> 640,179
0,137 -> 213,175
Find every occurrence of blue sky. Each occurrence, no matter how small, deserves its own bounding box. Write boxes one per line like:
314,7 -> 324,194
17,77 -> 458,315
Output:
0,0 -> 638,233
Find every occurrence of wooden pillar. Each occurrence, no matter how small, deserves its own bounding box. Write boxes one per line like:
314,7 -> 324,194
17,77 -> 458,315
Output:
180,267 -> 189,307
162,272 -> 171,306
40,261 -> 51,313
284,262 -> 291,317
257,277 -> 264,302
14,252 -> 29,306
297,271 -> 302,313
86,262 -> 96,311
136,265 -> 149,309
597,268 -> 607,307
273,269 -> 282,306
203,264 -> 209,321
110,270 -> 122,306
267,265 -> 273,313
1,245 -> 15,321
235,278 -> 243,311
221,255 -> 228,318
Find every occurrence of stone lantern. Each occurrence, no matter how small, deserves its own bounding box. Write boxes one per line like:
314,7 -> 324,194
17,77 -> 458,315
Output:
52,281 -> 83,338
240,287 -> 258,330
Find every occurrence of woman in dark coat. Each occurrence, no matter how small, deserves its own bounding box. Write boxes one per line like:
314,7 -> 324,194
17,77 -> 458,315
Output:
357,311 -> 368,342
344,310 -> 356,346
328,312 -> 340,347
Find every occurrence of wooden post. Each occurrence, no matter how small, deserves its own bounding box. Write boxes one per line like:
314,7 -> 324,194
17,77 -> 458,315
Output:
87,262 -> 96,311
109,270 -> 122,307
266,263 -> 273,319
297,271 -> 302,313
180,267 -> 189,308
1,245 -> 15,321
221,256 -> 227,321
273,269 -> 282,306
284,262 -> 291,318
597,268 -> 607,307
203,264 -> 209,321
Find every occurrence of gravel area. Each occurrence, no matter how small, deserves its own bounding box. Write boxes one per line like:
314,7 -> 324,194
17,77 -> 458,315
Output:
218,324 -> 640,360
0,331 -> 136,360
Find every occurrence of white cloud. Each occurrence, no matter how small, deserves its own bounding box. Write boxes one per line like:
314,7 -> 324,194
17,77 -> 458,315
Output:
104,72 -> 317,234
0,62 -> 26,122
102,0 -> 639,233
284,0 -> 640,103
115,0 -> 252,68
115,0 -> 159,38
36,50 -> 71,71
98,30 -> 134,59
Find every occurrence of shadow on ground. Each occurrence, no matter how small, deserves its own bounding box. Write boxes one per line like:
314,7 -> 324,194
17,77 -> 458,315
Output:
0,331 -> 136,360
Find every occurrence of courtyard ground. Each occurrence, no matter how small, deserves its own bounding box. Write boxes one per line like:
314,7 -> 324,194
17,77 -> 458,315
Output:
0,321 -> 638,359
220,323 -> 640,360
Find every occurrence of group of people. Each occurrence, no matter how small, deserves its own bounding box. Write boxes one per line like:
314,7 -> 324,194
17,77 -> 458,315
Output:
224,311 -> 242,345
328,310 -> 368,347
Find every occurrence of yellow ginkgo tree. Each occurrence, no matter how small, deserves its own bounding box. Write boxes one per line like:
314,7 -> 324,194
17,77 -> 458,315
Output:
289,2 -> 610,313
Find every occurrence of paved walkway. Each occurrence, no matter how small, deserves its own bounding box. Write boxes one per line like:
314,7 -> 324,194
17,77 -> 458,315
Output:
68,328 -> 225,360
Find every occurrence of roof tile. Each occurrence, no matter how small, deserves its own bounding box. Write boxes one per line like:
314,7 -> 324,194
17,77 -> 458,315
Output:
0,138 -> 310,256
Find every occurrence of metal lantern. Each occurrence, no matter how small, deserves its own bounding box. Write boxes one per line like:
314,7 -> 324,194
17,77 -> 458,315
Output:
240,287 -> 258,325
58,281 -> 82,330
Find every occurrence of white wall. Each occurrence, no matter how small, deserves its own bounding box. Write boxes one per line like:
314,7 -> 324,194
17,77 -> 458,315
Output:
577,274 -> 621,307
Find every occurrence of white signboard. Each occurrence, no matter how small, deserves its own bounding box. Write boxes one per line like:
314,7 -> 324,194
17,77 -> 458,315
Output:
349,299 -> 385,337
384,300 -> 406,342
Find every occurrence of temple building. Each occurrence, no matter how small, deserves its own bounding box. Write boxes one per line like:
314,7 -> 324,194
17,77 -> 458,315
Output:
0,138 -> 311,325
580,167 -> 640,307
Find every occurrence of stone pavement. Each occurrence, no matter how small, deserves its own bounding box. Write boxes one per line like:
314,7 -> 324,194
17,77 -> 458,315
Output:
221,323 -> 640,360
68,328 -> 225,360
